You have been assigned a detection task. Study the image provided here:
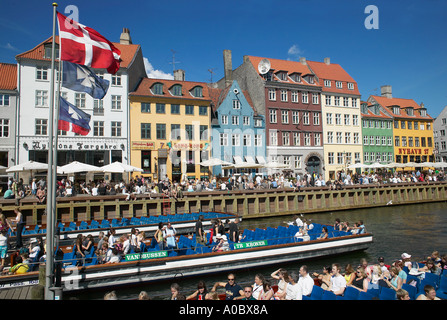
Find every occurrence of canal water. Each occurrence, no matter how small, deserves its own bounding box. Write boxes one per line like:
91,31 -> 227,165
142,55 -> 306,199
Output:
64,201 -> 447,300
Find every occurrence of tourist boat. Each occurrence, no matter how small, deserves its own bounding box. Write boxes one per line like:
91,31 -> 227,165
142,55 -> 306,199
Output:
15,211 -> 238,243
0,221 -> 373,292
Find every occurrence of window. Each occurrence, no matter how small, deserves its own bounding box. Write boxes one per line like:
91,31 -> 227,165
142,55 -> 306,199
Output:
335,114 -> 341,125
141,151 -> 151,173
326,113 -> 333,125
293,132 -> 300,145
294,156 -> 302,168
185,124 -> 194,140
269,130 -> 278,146
35,90 -> 48,107
314,133 -> 321,146
291,74 -> 301,82
171,84 -> 182,96
324,80 -> 331,87
185,105 -> 194,115
352,98 -> 357,107
313,112 -> 320,125
345,132 -> 351,144
0,119 -> 9,137
243,116 -> 250,126
232,116 -> 239,125
370,136 -> 375,145
171,124 -> 181,140
232,134 -> 240,146
255,134 -> 262,146
156,103 -> 165,114
268,88 -> 276,101
141,103 -> 151,113
200,125 -> 208,140
156,123 -> 166,139
75,93 -> 86,108
393,107 -> 400,115
376,136 -> 381,145
141,123 -> 151,139
171,104 -> 180,114
151,83 -> 163,95
348,83 -> 354,90
281,110 -> 289,124
336,81 -> 343,89
112,74 -> 122,86
111,95 -> 121,110
302,92 -> 308,104
0,94 -> 9,106
387,136 -> 392,146
269,109 -> 277,123
94,100 -> 104,115
415,137 -> 420,147
280,90 -> 288,102
364,152 -> 369,163
352,115 -> 359,126
282,132 -> 290,146
401,120 -> 406,129
191,86 -> 202,97
254,118 -> 263,127
243,134 -> 251,146
354,132 -> 359,144
363,135 -> 368,145
327,131 -> 333,144
220,133 -> 228,146
232,100 -> 241,109
408,137 -> 413,147
35,119 -> 47,135
344,114 -> 350,125
325,95 -> 331,106
221,115 -> 228,125
302,112 -> 309,125
93,121 -> 104,137
292,111 -> 299,124
291,91 -> 299,103
337,152 -> 344,164
343,97 -> 349,107
199,106 -> 207,116
395,136 -> 400,147
334,96 -> 340,106
111,121 -> 121,137
304,133 -> 311,146
36,66 -> 48,80
328,152 -> 334,164
312,93 -> 319,104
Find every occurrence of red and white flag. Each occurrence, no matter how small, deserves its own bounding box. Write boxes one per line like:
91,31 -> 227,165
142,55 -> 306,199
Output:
57,12 -> 121,74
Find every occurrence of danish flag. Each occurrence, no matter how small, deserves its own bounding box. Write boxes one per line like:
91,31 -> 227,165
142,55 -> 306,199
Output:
56,12 -> 121,74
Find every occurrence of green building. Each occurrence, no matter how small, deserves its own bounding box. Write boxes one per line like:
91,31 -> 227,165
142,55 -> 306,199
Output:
360,102 -> 394,165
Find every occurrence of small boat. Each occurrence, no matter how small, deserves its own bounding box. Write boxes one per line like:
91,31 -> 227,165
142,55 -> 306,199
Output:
0,222 -> 373,292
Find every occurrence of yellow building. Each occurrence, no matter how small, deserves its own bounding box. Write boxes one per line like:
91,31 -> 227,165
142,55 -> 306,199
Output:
369,86 -> 435,165
129,74 -> 212,182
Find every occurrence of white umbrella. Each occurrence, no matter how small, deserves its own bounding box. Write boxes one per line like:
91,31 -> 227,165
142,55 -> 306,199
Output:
418,162 -> 435,167
101,161 -> 143,173
234,162 -> 263,169
262,162 -> 290,169
384,162 -> 400,168
6,160 -> 49,172
432,161 -> 447,168
59,161 -> 102,174
365,162 -> 386,168
348,163 -> 367,169
199,158 -> 232,167
402,162 -> 417,168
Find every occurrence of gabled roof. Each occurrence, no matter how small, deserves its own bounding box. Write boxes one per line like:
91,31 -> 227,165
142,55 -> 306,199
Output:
360,101 -> 392,120
306,60 -> 360,95
0,63 -> 17,91
245,56 -> 319,86
130,77 -> 211,102
15,36 -> 141,69
370,95 -> 433,120
209,81 -> 257,115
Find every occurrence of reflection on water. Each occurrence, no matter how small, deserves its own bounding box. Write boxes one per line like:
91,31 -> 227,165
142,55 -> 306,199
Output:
65,201 -> 447,300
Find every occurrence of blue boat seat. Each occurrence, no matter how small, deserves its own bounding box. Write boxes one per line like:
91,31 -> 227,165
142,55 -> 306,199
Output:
357,291 -> 374,300
435,275 -> 447,299
302,285 -> 324,300
378,286 -> 396,300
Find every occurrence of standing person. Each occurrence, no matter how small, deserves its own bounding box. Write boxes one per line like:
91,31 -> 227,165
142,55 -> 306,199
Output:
228,218 -> 240,243
195,215 -> 205,245
329,263 -> 347,296
164,222 -> 177,250
0,210 -> 12,232
296,265 -> 314,300
153,223 -> 165,250
211,273 -> 244,300
13,208 -> 25,249
0,229 -> 8,270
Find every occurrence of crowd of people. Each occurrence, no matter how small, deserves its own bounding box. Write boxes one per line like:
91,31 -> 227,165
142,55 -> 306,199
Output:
2,167 -> 446,203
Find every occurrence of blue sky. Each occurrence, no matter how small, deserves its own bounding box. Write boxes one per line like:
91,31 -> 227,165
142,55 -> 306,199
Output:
1,0 -> 446,117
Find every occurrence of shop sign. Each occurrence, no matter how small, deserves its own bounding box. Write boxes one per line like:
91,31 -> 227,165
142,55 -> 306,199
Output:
132,141 -> 155,150
397,148 -> 430,155
31,141 -> 121,151
172,142 -> 203,150
125,250 -> 168,261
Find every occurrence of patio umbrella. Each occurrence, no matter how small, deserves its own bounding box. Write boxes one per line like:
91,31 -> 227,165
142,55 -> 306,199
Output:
262,162 -> 290,169
384,162 -> 400,168
6,160 -> 49,172
101,161 -> 143,173
58,161 -> 102,174
365,162 -> 386,168
432,161 -> 447,168
418,162 -> 435,167
348,163 -> 367,169
199,158 -> 232,167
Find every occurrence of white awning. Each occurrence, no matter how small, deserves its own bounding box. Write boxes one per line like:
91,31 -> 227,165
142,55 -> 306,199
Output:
245,156 -> 255,163
256,156 -> 266,164
233,156 -> 244,164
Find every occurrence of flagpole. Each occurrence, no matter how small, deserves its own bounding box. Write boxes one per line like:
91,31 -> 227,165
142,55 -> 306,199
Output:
45,2 -> 58,300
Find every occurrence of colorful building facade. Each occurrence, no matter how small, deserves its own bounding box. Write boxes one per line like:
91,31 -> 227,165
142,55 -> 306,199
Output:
129,74 -> 212,182
368,86 -> 435,165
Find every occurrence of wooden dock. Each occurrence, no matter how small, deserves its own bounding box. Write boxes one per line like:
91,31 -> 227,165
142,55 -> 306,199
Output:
0,286 -> 33,300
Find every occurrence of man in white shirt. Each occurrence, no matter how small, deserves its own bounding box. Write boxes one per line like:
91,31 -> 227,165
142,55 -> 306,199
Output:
329,263 -> 346,296
296,265 -> 314,300
285,272 -> 300,300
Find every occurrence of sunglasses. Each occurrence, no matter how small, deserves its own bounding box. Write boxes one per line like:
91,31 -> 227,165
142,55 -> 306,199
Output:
228,278 -> 235,281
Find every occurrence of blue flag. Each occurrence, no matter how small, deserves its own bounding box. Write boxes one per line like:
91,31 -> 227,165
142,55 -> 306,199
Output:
58,96 -> 91,136
61,61 -> 110,99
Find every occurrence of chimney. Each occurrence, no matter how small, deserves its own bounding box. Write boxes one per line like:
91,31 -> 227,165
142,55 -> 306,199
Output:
324,57 -> 330,65
380,85 -> 392,98
174,69 -> 185,81
300,57 -> 306,65
223,49 -> 232,87
120,28 -> 132,45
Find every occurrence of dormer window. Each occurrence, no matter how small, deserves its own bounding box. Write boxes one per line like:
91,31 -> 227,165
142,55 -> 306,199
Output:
191,86 -> 203,98
393,106 -> 400,115
151,83 -> 163,95
290,73 -> 301,82
44,43 -> 59,59
336,81 -> 343,89
348,83 -> 354,90
324,80 -> 331,87
308,76 -> 314,84
170,84 -> 182,96
277,71 -> 288,81
420,109 -> 427,117
406,108 -> 414,116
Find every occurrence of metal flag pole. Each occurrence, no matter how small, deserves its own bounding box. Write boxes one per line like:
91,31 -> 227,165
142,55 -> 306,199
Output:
45,2 -> 58,300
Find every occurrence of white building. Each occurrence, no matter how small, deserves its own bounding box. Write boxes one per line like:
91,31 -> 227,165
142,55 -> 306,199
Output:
15,28 -> 146,181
